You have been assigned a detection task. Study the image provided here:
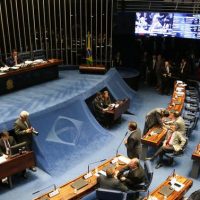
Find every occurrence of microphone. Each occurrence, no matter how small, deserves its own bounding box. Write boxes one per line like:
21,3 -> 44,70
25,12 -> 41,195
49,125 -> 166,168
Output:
116,131 -> 128,156
172,169 -> 176,177
32,184 -> 57,195
84,159 -> 106,179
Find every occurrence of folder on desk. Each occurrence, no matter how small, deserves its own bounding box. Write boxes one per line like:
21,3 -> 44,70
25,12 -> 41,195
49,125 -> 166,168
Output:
159,185 -> 174,197
174,101 -> 181,105
152,128 -> 162,134
71,178 -> 88,190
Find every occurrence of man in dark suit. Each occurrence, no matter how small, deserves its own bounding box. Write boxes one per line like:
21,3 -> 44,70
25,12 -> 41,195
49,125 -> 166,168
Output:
117,158 -> 145,190
14,110 -> 37,171
6,49 -> 24,67
125,121 -> 141,159
97,167 -> 128,192
143,108 -> 169,135
0,131 -> 16,156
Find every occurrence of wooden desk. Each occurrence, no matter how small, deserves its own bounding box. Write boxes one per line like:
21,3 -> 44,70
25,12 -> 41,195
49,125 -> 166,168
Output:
104,98 -> 130,121
33,155 -> 130,200
0,151 -> 36,187
0,59 -> 62,94
144,174 -> 193,200
79,64 -> 107,74
191,144 -> 200,178
141,83 -> 186,160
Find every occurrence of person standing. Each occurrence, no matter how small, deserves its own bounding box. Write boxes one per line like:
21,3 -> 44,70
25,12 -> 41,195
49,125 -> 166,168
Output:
125,121 -> 141,159
14,110 -> 37,171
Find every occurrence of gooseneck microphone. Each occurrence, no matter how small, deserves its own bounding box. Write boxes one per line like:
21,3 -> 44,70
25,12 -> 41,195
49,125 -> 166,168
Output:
116,131 -> 128,156
87,159 -> 107,173
32,184 -> 56,195
84,159 -> 107,179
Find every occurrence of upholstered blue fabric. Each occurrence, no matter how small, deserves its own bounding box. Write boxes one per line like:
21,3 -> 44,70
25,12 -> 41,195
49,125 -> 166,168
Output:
96,188 -> 127,200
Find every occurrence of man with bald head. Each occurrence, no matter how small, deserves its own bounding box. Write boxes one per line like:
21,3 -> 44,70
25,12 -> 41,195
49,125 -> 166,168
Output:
97,167 -> 128,192
117,158 -> 145,190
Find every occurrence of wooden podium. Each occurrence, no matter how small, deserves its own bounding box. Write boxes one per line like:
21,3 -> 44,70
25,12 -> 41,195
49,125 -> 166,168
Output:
79,64 -> 107,74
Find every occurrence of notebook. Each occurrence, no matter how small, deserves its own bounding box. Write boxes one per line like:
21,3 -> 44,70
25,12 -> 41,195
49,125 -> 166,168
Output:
71,178 -> 88,190
159,185 -> 174,197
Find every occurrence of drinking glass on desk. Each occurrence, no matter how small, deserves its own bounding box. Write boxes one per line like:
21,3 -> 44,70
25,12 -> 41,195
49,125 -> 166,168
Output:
74,188 -> 77,194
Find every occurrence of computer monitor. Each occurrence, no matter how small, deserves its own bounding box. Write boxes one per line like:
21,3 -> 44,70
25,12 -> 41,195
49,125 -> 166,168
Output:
9,142 -> 27,156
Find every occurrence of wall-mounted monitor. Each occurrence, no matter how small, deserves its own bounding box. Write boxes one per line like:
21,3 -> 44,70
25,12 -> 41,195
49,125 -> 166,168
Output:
135,12 -> 200,39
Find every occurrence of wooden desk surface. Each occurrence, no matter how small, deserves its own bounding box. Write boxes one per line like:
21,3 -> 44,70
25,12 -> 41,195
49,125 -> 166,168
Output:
104,98 -> 130,121
144,174 -> 193,200
0,151 -> 36,179
33,155 -> 129,200
0,59 -> 62,78
192,144 -> 200,160
141,83 -> 185,147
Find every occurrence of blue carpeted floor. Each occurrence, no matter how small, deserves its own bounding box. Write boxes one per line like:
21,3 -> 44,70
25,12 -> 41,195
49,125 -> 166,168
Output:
0,68 -> 199,200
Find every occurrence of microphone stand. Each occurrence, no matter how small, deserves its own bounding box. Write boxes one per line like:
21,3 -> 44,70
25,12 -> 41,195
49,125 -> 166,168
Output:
116,131 -> 128,157
84,159 -> 106,179
32,184 -> 57,195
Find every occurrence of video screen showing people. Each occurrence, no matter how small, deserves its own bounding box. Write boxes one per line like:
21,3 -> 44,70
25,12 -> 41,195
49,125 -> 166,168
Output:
135,12 -> 200,39
135,12 -> 174,36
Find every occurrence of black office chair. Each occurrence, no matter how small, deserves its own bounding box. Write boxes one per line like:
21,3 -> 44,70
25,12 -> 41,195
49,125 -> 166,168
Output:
163,139 -> 188,166
19,51 -> 32,61
32,49 -> 45,60
132,160 -> 153,191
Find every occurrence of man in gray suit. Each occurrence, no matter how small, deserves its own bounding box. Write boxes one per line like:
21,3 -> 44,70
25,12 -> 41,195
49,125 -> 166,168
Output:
97,167 -> 128,192
173,111 -> 186,137
14,111 -> 37,171
125,121 -> 141,159
146,128 -> 186,169
143,108 -> 169,135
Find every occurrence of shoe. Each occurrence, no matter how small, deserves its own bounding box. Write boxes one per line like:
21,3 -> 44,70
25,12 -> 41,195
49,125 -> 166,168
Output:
155,162 -> 163,169
1,177 -> 8,184
145,157 -> 154,161
29,167 -> 37,172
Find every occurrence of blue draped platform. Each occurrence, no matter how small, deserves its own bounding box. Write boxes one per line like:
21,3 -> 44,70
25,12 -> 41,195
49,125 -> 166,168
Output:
0,68 -> 140,176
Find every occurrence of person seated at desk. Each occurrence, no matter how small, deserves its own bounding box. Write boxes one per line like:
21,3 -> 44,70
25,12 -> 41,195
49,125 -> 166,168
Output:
0,131 -> 16,156
92,92 -> 105,118
0,131 -> 27,184
6,49 -> 24,67
173,111 -> 186,137
117,158 -> 145,190
97,167 -> 128,192
146,128 -> 186,169
124,121 -> 141,159
143,108 -> 170,135
102,90 -> 112,108
14,110 -> 37,172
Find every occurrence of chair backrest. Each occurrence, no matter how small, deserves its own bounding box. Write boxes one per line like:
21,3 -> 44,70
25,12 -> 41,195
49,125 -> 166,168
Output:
33,49 -> 45,60
96,188 -> 127,200
19,51 -> 32,61
144,160 -> 153,189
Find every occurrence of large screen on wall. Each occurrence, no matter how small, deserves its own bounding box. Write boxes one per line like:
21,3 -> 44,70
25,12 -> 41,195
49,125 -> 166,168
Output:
135,12 -> 200,39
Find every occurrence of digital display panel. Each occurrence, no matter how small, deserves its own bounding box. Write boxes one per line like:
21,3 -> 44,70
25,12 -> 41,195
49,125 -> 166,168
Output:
135,12 -> 200,39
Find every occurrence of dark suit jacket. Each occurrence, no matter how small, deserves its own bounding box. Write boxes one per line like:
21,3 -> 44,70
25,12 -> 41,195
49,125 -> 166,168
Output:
6,56 -> 24,67
0,136 -> 16,155
126,128 -> 141,159
97,175 -> 128,192
14,118 -> 33,149
117,164 -> 145,189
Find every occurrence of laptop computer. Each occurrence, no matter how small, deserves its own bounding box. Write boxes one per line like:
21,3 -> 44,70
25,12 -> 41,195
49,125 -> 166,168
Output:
159,185 -> 174,197
71,178 -> 88,190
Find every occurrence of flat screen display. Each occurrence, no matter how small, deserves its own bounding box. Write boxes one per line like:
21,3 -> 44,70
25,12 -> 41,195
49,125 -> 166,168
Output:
135,12 -> 200,39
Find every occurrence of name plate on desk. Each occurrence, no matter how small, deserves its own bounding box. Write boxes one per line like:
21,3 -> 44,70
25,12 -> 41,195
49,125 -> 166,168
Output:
48,189 -> 59,197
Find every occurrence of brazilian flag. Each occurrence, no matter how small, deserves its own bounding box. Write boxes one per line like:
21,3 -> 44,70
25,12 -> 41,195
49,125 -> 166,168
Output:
86,32 -> 93,65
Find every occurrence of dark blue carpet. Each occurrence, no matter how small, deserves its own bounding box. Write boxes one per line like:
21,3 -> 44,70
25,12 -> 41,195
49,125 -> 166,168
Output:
0,69 -> 199,200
